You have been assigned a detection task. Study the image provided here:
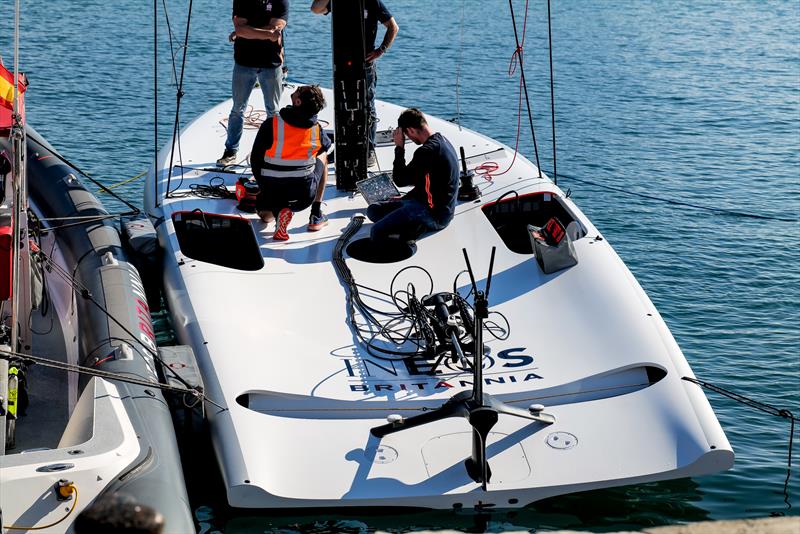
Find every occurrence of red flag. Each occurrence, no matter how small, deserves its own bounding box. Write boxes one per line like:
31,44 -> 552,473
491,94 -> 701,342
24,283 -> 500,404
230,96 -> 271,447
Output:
0,63 -> 27,130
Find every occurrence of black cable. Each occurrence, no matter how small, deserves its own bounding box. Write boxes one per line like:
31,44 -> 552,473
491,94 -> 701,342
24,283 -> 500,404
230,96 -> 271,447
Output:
682,376 -> 797,509
167,176 -> 234,199
161,0 -> 180,84
0,345 -> 221,410
27,137 -> 141,215
164,0 -> 194,199
507,0 -> 541,176
682,376 -> 798,422
554,170 -> 798,223
332,218 -> 512,364
37,214 -> 127,234
33,245 -> 210,398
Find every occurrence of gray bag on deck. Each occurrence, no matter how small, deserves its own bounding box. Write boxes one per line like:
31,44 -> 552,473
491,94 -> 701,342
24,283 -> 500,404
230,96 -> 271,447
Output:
528,220 -> 578,274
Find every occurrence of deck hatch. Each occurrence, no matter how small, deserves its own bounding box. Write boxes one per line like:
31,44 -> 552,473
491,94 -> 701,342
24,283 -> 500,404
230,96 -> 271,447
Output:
172,211 -> 263,271
482,192 -> 585,254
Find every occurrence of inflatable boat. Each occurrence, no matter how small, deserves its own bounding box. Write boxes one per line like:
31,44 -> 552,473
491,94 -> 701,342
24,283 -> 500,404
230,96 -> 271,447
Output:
0,126 -> 194,532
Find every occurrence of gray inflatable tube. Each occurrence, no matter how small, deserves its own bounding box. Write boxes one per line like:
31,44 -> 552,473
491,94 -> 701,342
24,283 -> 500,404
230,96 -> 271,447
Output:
24,127 -> 195,533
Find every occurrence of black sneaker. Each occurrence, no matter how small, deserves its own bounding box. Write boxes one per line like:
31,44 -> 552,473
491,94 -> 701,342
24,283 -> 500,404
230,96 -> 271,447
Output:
217,148 -> 237,166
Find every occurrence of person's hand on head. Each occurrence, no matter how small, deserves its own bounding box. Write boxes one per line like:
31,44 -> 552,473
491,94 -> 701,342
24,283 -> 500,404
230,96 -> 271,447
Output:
393,127 -> 405,147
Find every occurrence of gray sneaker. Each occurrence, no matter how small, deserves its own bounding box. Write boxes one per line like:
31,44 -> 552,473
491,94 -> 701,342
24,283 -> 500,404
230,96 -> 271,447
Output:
217,148 -> 237,166
367,150 -> 378,168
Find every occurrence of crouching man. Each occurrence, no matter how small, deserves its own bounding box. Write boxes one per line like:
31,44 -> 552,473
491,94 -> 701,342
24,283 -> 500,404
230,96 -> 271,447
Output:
366,108 -> 460,242
250,85 -> 331,241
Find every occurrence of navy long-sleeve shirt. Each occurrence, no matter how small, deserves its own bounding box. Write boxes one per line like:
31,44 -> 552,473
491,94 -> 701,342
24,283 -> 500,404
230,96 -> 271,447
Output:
392,132 -> 460,225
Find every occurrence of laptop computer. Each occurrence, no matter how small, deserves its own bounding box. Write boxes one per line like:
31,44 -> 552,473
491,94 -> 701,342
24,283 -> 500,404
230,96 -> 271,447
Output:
356,172 -> 401,204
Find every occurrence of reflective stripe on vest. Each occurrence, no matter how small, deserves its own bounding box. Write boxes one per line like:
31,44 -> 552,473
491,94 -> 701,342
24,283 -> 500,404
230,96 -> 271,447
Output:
263,116 -> 321,178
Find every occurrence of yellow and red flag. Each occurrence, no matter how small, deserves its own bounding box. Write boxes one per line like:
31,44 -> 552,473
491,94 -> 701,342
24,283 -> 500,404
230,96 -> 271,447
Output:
0,62 -> 27,129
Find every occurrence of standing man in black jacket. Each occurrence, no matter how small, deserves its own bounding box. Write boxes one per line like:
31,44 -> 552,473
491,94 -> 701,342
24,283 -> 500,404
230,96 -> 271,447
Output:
366,108 -> 459,242
218,0 -> 289,166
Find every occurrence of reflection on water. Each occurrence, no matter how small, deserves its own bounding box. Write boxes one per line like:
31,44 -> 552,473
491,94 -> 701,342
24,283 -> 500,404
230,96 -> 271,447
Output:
198,479 -> 709,533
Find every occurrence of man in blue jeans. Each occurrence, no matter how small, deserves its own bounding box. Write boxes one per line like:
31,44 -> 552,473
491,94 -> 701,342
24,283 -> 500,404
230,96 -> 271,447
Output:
311,0 -> 398,167
217,0 -> 289,167
366,108 -> 459,242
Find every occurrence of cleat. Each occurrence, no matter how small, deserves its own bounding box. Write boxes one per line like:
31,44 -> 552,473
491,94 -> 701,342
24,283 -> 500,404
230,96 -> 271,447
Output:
307,212 -> 329,232
273,208 -> 293,241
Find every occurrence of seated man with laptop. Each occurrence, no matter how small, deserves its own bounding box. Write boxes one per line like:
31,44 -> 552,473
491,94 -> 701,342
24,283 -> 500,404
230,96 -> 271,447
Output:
365,108 -> 460,242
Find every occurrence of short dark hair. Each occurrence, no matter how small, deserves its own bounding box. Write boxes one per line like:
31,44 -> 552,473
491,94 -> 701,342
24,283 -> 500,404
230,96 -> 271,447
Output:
297,85 -> 326,117
397,108 -> 427,130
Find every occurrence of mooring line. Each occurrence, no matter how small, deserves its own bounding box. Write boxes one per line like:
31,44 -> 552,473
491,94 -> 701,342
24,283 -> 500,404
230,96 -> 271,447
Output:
683,375 -> 796,510
556,170 -> 797,222
0,346 -> 223,411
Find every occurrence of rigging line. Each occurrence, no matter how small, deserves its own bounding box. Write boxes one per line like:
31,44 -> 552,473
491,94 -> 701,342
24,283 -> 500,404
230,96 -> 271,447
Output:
507,0 -> 541,176
161,0 -> 181,85
13,0 -> 19,113
682,377 -> 798,422
28,140 -> 141,214
473,1 -> 535,182
682,376 -> 797,508
37,215 -> 132,234
546,0 -> 557,186
33,246 -> 209,400
454,0 -> 465,131
553,170 -> 798,223
153,0 -> 159,208
0,346 -> 222,411
38,214 -> 134,222
98,170 -> 146,193
160,0 -> 190,198
164,0 -> 194,199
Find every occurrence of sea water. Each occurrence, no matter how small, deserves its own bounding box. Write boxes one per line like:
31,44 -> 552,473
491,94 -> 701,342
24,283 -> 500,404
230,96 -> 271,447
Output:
2,0 -> 798,532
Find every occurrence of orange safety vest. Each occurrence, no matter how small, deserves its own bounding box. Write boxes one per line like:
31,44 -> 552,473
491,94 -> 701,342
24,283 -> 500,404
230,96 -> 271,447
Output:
262,116 -> 321,178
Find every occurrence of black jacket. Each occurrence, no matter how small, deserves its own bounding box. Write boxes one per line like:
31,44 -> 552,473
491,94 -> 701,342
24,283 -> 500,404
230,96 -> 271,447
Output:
392,132 -> 460,225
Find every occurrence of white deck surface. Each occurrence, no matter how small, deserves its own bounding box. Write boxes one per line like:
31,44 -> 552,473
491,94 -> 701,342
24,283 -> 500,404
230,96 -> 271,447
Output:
145,83 -> 732,509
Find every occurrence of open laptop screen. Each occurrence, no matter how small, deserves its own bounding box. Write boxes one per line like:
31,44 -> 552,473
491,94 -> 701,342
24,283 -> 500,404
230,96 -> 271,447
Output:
356,172 -> 400,204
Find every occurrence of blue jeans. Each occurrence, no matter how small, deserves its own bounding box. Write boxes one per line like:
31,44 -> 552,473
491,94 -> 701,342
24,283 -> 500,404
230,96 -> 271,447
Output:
366,199 -> 445,242
225,62 -> 284,152
366,62 -> 378,151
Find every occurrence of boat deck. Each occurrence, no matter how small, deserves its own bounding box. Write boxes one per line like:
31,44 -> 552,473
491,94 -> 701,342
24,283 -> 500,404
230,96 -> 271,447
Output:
145,84 -> 733,508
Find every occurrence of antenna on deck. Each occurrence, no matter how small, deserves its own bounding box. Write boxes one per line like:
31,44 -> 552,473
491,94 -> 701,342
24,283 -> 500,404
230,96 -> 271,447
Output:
457,146 -> 480,201
371,247 -> 555,490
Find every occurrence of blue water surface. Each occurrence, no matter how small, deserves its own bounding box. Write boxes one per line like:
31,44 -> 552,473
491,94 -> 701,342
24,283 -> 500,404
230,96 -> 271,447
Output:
2,0 -> 798,532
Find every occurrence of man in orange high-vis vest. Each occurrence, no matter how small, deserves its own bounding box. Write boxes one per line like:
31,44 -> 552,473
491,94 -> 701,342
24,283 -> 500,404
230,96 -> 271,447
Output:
250,85 -> 332,241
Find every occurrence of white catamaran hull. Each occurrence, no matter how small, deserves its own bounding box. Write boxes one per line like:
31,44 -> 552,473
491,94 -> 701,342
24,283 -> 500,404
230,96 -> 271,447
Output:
145,84 -> 732,509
